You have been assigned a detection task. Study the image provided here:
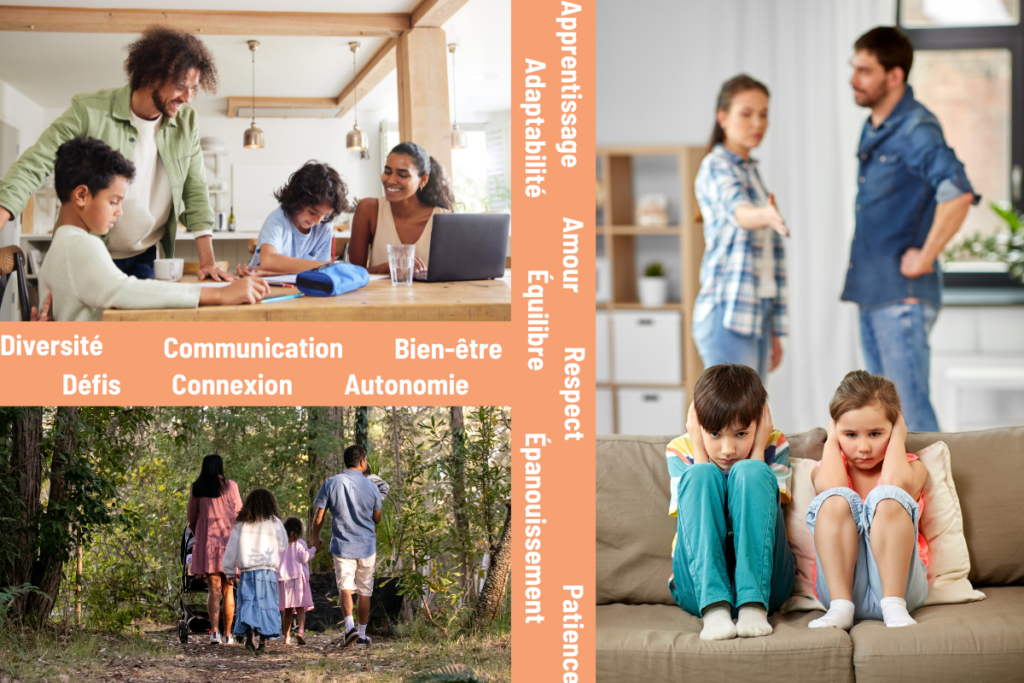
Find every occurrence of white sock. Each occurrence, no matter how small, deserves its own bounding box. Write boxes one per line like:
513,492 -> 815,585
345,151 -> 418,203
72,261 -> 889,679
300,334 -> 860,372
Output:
344,616 -> 355,631
357,624 -> 367,638
809,598 -> 855,630
699,603 -> 737,641
880,596 -> 916,628
736,604 -> 773,637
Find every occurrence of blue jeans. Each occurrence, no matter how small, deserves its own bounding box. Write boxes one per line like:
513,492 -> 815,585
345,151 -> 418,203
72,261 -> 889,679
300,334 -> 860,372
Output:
858,302 -> 939,432
112,244 -> 157,279
693,299 -> 774,384
806,486 -> 928,621
669,460 -> 795,616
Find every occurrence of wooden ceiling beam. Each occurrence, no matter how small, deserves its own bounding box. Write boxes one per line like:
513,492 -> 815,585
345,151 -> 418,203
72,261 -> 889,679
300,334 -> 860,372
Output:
411,0 -> 472,27
226,96 -> 341,118
0,6 -> 409,36
334,37 -> 398,117
226,38 -> 398,118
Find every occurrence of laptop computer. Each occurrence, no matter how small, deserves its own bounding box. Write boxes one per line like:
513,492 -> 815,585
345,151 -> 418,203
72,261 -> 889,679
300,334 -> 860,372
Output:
413,213 -> 510,282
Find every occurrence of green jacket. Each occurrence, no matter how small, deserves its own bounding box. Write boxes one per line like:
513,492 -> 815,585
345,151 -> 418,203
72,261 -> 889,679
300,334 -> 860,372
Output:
0,84 -> 212,258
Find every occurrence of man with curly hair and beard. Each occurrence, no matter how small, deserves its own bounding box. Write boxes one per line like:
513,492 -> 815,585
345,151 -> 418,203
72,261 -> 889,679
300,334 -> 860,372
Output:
0,25 -> 235,282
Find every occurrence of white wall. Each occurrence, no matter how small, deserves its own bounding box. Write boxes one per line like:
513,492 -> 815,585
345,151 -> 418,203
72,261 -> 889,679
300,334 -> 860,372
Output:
597,0 -> 896,432
38,105 -> 387,233
0,79 -> 46,247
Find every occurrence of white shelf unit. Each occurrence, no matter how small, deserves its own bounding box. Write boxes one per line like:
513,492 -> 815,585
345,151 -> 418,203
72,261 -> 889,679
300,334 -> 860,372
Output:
596,145 -> 706,434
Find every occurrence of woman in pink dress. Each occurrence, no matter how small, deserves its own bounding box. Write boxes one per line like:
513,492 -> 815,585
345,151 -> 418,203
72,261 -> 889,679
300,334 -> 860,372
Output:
187,454 -> 243,644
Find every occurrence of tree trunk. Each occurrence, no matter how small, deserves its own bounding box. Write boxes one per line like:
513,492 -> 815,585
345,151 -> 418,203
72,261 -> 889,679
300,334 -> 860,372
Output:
355,407 -> 369,454
9,407 -> 43,621
307,407 -> 345,532
449,407 -> 472,597
306,407 -> 322,534
27,406 -> 79,626
76,544 -> 83,627
390,407 -> 403,565
472,502 -> 512,629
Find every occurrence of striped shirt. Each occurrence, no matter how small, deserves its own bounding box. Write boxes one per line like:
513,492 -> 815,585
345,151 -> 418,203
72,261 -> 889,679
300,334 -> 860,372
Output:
693,144 -> 788,337
665,429 -> 792,517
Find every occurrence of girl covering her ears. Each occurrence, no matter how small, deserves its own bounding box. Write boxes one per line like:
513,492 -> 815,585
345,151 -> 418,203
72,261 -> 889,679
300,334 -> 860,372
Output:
348,142 -> 454,275
807,370 -> 930,630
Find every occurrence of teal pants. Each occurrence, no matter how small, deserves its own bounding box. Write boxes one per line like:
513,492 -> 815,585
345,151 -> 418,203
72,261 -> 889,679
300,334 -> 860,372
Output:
670,459 -> 795,616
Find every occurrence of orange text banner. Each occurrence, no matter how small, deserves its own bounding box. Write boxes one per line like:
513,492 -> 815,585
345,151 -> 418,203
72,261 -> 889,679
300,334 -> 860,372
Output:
513,1 -> 595,683
0,322 -> 513,406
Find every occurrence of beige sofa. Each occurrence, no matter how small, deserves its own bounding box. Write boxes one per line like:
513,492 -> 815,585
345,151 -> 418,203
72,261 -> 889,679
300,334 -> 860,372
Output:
596,428 -> 1024,682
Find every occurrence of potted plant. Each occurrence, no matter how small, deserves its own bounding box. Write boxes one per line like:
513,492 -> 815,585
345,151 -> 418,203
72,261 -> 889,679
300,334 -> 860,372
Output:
638,262 -> 668,308
943,201 -> 1024,283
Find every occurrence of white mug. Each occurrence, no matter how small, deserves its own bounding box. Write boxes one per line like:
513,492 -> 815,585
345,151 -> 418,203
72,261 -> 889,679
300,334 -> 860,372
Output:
154,258 -> 184,281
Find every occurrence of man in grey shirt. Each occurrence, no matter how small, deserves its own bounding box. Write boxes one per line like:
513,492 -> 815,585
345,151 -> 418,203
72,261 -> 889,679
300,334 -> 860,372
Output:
312,445 -> 382,648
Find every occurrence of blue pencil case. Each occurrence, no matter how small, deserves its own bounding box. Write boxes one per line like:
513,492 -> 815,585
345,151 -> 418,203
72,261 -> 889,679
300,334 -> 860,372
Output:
295,262 -> 369,297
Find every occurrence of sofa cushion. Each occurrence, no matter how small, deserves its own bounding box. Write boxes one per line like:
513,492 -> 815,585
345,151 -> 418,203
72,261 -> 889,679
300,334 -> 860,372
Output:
787,427 -> 827,462
914,441 -> 986,605
849,585 -> 1024,681
596,603 -> 854,683
781,457 -> 827,612
596,435 -> 677,606
906,428 -> 1024,586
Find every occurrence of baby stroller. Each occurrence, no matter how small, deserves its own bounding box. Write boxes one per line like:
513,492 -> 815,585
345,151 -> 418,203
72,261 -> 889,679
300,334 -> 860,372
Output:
178,525 -> 236,643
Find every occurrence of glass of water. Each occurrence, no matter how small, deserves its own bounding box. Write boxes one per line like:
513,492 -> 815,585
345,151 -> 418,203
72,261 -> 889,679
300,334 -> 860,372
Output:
387,244 -> 416,286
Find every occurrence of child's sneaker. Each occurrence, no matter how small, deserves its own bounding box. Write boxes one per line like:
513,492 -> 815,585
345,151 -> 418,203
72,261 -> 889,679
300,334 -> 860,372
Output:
209,631 -> 220,645
342,626 -> 359,648
355,635 -> 372,647
295,631 -> 306,645
244,628 -> 256,655
220,632 -> 234,645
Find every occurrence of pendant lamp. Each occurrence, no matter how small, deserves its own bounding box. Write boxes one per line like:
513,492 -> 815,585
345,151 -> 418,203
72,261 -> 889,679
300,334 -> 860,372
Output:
449,43 -> 467,150
243,40 -> 264,149
346,41 -> 368,151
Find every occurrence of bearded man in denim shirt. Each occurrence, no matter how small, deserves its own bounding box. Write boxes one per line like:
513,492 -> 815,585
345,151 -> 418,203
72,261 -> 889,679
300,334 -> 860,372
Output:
842,27 -> 977,431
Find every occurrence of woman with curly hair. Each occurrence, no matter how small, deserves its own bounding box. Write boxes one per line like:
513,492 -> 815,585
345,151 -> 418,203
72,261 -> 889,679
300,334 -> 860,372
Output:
187,454 -> 242,645
223,488 -> 288,655
348,142 -> 455,274
240,161 -> 351,276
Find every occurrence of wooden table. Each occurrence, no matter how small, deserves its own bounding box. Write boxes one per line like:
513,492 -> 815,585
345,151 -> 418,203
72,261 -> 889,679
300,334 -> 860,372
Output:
102,276 -> 512,321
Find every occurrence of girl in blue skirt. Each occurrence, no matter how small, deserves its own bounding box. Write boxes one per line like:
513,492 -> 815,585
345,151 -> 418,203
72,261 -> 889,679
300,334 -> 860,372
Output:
223,488 -> 289,654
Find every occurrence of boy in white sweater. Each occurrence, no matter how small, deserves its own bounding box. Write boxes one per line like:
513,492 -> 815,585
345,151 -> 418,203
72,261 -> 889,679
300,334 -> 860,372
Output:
39,137 -> 268,321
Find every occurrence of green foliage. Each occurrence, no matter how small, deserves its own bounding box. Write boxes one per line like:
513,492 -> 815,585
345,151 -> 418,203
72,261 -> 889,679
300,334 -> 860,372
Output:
644,262 -> 664,277
944,201 -> 1024,283
0,407 -> 158,627
0,584 -> 45,625
5,405 -> 512,636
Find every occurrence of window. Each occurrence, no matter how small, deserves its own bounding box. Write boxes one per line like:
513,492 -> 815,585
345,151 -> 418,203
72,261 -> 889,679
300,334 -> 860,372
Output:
378,119 -> 511,213
899,2 -> 1024,282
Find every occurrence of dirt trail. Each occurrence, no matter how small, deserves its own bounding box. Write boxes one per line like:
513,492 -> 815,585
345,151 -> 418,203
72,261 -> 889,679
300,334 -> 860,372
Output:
54,627 -> 509,683
88,629 -> 398,682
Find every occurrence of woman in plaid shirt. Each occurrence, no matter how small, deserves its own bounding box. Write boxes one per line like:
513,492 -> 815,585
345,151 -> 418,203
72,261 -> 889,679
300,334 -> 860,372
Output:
693,75 -> 790,383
